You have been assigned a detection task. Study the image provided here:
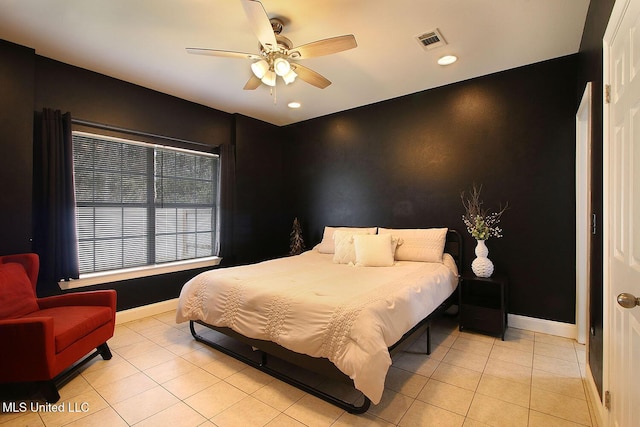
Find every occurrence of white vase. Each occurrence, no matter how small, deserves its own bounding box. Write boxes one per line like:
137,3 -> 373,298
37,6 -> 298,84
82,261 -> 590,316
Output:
471,239 -> 494,278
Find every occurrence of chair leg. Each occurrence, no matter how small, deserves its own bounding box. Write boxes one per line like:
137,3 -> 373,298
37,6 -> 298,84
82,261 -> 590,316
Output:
39,380 -> 60,403
50,343 -> 113,395
97,343 -> 112,360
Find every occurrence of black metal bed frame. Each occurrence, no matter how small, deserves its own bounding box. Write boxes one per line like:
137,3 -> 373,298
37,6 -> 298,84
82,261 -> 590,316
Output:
189,229 -> 462,414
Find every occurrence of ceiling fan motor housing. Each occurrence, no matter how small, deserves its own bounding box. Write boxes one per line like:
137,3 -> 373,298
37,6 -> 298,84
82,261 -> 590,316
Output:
259,35 -> 292,55
270,18 -> 284,35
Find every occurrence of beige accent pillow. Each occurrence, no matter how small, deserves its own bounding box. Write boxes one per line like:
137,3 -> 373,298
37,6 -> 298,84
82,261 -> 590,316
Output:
316,226 -> 377,254
354,234 -> 398,267
378,227 -> 448,262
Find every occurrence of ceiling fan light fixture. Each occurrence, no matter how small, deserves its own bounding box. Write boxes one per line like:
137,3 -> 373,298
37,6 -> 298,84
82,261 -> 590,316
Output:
282,69 -> 297,85
251,59 -> 270,78
261,69 -> 277,86
273,57 -> 291,76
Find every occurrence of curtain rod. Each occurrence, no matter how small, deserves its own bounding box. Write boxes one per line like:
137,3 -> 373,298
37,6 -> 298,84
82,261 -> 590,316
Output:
71,118 -> 215,149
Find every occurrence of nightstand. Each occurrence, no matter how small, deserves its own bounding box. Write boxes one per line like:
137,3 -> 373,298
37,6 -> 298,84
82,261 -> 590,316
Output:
458,273 -> 508,340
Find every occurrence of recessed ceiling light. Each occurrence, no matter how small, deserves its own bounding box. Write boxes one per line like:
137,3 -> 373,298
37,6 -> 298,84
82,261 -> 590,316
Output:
288,102 -> 301,109
437,55 -> 458,66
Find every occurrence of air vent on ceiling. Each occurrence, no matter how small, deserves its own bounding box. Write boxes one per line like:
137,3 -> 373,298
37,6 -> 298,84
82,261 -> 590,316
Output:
416,29 -> 447,51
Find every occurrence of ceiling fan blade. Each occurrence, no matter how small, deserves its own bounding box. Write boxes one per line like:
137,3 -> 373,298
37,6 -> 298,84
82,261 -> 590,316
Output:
241,0 -> 277,52
186,48 -> 261,60
243,75 -> 262,90
292,64 -> 331,89
289,35 -> 357,59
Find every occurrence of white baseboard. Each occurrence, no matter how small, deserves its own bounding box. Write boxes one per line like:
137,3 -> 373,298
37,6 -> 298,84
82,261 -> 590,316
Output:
585,366 -> 604,427
508,313 -> 577,339
115,298 -> 179,324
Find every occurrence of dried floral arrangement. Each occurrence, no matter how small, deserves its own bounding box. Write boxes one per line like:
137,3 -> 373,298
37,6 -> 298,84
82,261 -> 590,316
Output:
461,184 -> 508,240
289,217 -> 305,255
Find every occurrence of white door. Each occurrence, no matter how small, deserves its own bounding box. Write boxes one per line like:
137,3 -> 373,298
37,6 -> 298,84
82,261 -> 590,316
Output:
604,0 -> 640,426
576,82 -> 593,346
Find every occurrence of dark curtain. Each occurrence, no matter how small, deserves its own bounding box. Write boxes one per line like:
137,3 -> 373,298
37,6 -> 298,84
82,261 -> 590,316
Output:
33,108 -> 79,294
218,141 -> 236,266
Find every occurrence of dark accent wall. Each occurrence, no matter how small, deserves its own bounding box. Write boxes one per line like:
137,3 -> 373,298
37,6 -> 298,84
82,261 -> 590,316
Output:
233,114 -> 290,265
577,0 -> 616,400
283,55 -> 579,323
0,40 -> 35,255
34,57 -> 231,147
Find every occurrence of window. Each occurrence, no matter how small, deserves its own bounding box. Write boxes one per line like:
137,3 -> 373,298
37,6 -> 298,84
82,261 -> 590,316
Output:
72,131 -> 220,275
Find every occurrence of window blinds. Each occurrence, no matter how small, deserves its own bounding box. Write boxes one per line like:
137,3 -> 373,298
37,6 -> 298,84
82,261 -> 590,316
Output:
72,132 -> 219,274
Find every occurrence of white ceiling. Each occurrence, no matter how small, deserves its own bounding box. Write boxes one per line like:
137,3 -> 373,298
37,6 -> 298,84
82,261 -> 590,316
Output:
0,0 -> 590,126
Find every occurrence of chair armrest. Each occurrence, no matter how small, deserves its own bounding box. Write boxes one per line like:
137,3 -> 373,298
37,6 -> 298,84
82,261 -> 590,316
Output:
0,317 -> 56,380
37,290 -> 117,311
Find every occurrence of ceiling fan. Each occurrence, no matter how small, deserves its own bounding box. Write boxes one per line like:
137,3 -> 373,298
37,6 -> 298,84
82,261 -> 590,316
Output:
186,0 -> 357,90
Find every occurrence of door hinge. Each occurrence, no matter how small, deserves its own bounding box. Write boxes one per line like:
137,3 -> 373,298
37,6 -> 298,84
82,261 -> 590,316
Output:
605,390 -> 611,410
592,213 -> 597,235
605,84 -> 611,104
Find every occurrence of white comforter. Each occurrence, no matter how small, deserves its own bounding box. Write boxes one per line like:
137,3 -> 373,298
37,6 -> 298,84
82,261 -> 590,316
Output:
176,250 -> 458,404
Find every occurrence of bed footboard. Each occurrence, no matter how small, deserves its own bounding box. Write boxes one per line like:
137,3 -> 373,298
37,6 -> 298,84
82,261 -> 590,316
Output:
189,320 -> 372,414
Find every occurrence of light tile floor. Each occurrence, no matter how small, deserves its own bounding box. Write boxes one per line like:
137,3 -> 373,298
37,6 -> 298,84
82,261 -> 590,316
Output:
0,312 -> 597,427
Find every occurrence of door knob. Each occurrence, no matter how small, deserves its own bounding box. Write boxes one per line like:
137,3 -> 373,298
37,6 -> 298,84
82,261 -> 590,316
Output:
617,293 -> 640,309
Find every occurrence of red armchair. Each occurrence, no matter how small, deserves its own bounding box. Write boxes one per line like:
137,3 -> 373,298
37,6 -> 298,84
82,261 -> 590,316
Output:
0,253 -> 116,402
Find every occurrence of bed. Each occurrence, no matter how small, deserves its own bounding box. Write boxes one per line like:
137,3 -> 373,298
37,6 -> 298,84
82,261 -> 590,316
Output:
176,227 -> 462,413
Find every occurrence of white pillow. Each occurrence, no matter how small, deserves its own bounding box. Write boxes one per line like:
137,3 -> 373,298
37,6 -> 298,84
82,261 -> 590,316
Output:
378,227 -> 448,262
354,234 -> 397,267
333,230 -> 357,264
316,226 -> 377,254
